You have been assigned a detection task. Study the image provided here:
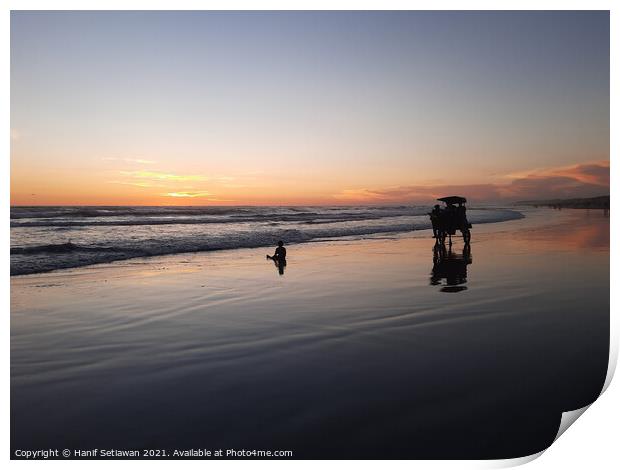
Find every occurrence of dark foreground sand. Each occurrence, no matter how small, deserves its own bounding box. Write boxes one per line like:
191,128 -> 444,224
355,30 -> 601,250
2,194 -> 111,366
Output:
11,208 -> 609,459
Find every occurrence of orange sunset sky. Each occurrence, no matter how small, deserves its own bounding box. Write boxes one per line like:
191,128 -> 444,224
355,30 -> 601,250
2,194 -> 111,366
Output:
11,11 -> 609,206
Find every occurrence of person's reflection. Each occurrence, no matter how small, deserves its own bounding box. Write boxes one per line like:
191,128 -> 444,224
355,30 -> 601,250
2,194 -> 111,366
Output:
272,257 -> 286,276
430,242 -> 472,292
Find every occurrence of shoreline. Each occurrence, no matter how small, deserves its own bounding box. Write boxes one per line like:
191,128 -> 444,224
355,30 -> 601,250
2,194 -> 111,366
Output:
10,207 -> 528,277
11,208 -> 604,285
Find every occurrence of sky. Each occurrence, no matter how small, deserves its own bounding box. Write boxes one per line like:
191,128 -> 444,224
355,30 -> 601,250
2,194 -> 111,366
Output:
10,11 -> 609,205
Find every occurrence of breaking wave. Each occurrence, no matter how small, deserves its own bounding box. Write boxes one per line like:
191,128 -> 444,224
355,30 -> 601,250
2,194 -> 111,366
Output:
11,205 -> 524,275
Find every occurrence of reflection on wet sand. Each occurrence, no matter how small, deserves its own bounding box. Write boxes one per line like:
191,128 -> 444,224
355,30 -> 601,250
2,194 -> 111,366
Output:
272,258 -> 286,275
507,209 -> 609,251
430,243 -> 472,292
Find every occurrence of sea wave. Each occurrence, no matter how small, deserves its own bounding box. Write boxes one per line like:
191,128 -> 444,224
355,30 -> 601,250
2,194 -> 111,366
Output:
10,206 -> 431,227
10,205 -> 425,220
10,208 -> 524,275
10,206 -> 258,219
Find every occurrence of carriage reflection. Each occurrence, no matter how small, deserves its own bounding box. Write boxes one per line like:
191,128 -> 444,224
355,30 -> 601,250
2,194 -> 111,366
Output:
430,243 -> 472,293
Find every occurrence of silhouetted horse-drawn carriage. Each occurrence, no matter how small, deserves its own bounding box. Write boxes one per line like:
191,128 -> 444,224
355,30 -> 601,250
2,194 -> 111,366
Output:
429,196 -> 471,245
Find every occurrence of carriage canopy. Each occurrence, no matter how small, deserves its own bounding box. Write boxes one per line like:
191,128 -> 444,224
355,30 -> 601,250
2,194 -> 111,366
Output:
437,196 -> 467,205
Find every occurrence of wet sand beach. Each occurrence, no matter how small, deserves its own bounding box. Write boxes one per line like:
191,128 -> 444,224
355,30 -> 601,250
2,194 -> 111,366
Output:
10,208 -> 609,459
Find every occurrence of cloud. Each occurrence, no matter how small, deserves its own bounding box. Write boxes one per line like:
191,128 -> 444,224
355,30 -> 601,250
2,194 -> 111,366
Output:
102,157 -> 157,164
502,176 -> 606,201
111,168 -> 245,188
334,189 -> 389,201
556,161 -> 610,186
334,184 -> 504,203
334,160 -> 609,203
500,161 -> 610,200
107,180 -> 167,188
161,192 -> 234,202
505,160 -> 610,187
120,170 -> 208,182
163,191 -> 213,198
109,169 -> 242,201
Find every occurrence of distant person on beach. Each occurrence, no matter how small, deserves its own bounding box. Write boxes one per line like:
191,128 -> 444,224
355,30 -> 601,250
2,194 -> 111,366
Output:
267,241 -> 287,275
267,241 -> 287,263
271,240 -> 286,262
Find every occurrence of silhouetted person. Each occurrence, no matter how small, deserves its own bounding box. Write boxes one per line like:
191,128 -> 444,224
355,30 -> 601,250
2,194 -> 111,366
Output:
456,202 -> 468,229
267,241 -> 287,275
429,205 -> 442,238
272,240 -> 286,261
444,203 -> 457,235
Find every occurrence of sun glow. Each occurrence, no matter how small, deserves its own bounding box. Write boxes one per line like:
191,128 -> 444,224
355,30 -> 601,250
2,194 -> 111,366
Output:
164,191 -> 213,198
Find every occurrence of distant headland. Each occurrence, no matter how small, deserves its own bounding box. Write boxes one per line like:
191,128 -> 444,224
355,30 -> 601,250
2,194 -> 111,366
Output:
516,195 -> 609,210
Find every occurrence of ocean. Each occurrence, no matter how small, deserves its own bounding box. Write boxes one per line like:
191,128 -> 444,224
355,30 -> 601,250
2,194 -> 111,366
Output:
10,205 -> 523,275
